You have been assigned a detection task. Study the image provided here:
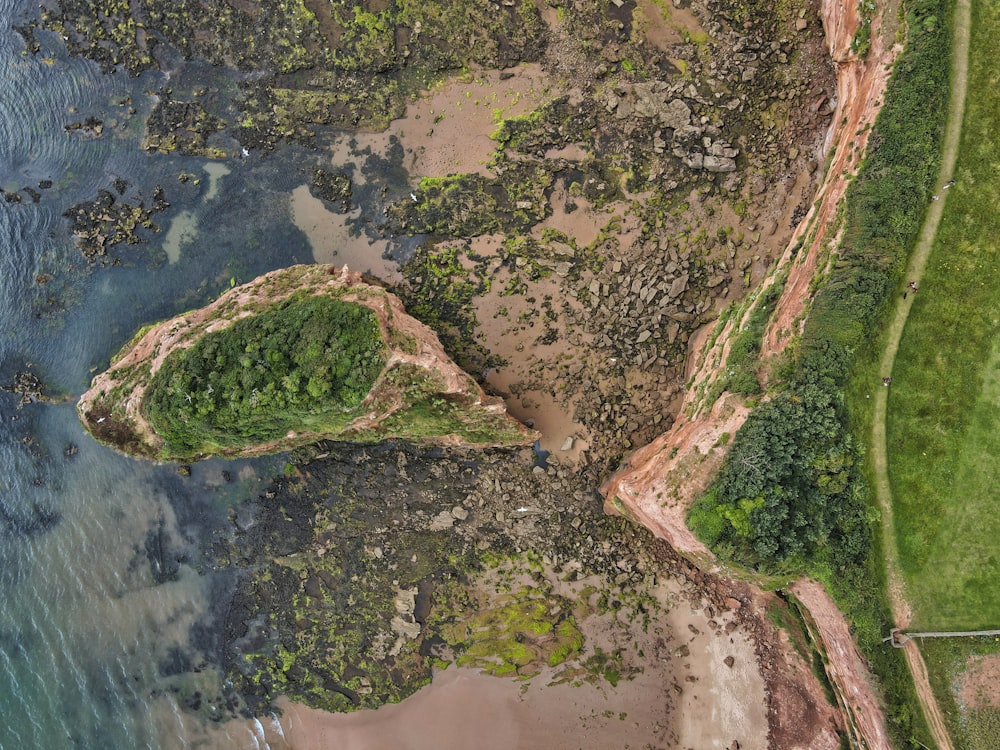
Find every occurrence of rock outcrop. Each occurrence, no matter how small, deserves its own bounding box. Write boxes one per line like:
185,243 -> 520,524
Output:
78,264 -> 535,460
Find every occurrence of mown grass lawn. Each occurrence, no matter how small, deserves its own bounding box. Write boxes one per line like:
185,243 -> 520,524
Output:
886,0 -> 1000,633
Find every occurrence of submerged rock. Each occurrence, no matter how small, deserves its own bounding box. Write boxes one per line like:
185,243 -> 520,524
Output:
78,264 -> 535,461
1,370 -> 48,407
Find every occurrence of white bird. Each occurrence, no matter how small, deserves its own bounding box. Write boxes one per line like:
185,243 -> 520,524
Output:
410,192 -> 418,202
96,417 -> 106,423
515,507 -> 530,513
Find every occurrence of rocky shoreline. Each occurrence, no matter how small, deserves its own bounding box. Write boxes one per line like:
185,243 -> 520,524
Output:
23,0 -> 868,744
210,440 -> 841,747
78,265 -> 534,460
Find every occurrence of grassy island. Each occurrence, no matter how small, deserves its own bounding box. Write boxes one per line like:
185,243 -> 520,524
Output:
78,265 -> 535,461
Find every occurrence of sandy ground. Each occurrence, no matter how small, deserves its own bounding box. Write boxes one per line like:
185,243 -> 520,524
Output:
351,64 -> 554,180
263,667 -> 680,750
960,653 -> 1000,710
289,185 -> 399,281
250,572 -> 766,750
265,635 -> 764,750
172,562 -> 768,750
667,597 -> 768,749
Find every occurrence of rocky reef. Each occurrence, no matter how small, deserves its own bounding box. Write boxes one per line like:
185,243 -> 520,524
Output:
210,440 -> 841,748
78,264 -> 535,461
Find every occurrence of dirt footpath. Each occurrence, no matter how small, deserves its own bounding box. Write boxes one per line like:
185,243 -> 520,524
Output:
867,0 -> 972,743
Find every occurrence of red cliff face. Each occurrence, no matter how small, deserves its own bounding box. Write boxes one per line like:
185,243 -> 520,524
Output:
601,0 -> 900,555
600,7 -> 901,749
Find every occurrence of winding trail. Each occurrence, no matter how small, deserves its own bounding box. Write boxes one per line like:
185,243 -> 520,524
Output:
870,0 -> 971,747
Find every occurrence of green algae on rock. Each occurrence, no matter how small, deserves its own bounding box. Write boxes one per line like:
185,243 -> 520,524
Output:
77,264 -> 535,461
219,443 -> 690,717
31,0 -> 548,146
65,184 -> 170,264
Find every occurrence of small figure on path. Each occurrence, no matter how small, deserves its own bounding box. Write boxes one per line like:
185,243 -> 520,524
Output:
909,280 -> 918,292
882,377 -> 893,387
931,194 -> 940,201
944,179 -> 956,189
903,291 -> 907,299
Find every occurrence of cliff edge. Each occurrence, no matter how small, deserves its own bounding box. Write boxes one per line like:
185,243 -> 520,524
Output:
600,0 -> 899,557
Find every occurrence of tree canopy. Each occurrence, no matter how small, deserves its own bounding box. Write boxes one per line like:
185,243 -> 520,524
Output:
144,293 -> 387,456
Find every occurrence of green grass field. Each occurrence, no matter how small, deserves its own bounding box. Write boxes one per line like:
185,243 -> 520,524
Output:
886,0 -> 1000,633
882,4 -> 1000,746
921,637 -> 1000,750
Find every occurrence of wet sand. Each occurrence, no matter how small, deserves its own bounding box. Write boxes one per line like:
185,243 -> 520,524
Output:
264,662 -> 676,750
214,567 -> 768,750
350,64 -> 554,180
179,551 -> 769,750
289,184 -> 400,281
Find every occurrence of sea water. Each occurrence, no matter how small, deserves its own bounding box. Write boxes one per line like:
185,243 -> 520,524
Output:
0,1 -> 363,746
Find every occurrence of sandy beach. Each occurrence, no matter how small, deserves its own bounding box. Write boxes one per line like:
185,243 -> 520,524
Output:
186,561 -> 769,750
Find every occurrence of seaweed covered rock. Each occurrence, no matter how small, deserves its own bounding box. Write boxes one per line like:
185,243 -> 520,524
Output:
78,265 -> 535,460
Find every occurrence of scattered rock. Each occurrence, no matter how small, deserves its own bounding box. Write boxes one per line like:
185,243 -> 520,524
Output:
1,370 -> 48,407
430,510 -> 456,530
310,168 -> 353,213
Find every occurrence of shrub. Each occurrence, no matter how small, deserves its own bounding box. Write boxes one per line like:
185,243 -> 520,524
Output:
144,293 -> 386,456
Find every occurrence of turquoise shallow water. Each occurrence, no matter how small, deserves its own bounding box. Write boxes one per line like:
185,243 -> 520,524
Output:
0,3 -> 338,747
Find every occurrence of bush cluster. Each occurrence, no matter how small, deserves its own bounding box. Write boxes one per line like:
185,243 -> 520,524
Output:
691,375 -> 870,571
144,293 -> 386,456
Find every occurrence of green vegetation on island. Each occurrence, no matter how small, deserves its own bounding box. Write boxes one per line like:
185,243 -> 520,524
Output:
144,294 -> 387,457
78,265 -> 534,461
